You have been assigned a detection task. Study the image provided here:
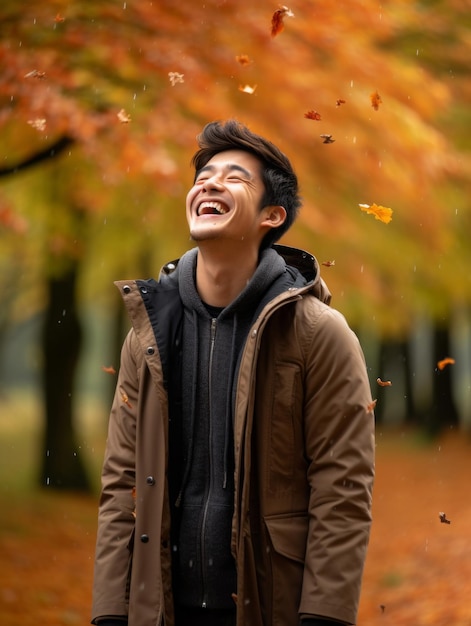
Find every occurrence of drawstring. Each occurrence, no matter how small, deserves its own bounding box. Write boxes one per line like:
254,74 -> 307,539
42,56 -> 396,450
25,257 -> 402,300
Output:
223,314 -> 238,489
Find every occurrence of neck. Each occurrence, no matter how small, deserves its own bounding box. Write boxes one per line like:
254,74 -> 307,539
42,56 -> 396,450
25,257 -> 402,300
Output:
195,243 -> 259,307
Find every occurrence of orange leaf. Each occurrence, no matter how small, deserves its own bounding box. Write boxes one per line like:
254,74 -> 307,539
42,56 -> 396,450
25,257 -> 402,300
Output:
27,119 -> 46,132
168,71 -> 184,86
366,399 -> 377,413
102,365 -> 117,375
24,69 -> 46,79
437,357 -> 455,370
238,84 -> 257,94
117,109 -> 131,123
377,377 -> 392,387
321,260 -> 335,267
121,392 -> 133,408
271,5 -> 294,37
359,203 -> 393,224
304,110 -> 322,121
235,54 -> 252,66
370,90 -> 383,110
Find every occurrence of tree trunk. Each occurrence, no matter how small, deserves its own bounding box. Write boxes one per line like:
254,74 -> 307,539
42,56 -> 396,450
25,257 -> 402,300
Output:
40,263 -> 90,491
426,322 -> 460,435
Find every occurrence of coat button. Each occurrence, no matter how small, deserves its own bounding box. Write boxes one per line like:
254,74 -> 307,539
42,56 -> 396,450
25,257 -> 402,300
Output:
146,476 -> 155,485
123,285 -> 131,294
140,534 -> 149,543
146,347 -> 155,355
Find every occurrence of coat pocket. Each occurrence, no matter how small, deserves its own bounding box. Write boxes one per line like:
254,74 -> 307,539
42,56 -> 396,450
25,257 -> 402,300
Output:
263,512 -> 308,624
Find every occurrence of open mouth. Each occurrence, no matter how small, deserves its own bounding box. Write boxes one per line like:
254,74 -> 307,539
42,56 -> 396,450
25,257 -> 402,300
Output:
197,201 -> 229,216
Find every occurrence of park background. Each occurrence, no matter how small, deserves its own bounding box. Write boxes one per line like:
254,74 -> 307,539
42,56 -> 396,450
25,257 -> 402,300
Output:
1,0 -> 470,624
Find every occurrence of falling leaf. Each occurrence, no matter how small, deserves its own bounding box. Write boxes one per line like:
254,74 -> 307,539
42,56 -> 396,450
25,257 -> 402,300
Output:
304,110 -> 322,121
235,54 -> 252,66
370,90 -> 383,110
271,5 -> 294,37
366,399 -> 377,413
102,365 -> 117,375
321,260 -> 335,267
320,134 -> 335,144
238,84 -> 257,94
27,119 -> 46,132
24,69 -> 46,79
380,605 -> 386,614
168,71 -> 184,86
437,357 -> 455,370
117,108 -> 131,123
377,377 -> 392,387
336,98 -> 346,107
439,512 -> 451,524
54,13 -> 65,22
121,391 -> 133,408
359,203 -> 393,224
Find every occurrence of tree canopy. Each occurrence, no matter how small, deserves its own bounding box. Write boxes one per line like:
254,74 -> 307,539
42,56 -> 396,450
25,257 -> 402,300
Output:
1,0 -> 470,332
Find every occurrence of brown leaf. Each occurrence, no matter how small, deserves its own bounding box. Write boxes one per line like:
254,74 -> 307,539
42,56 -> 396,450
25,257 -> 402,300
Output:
320,134 -> 335,144
370,90 -> 383,110
321,260 -> 336,267
336,98 -> 346,107
439,511 -> 451,524
304,110 -> 322,121
271,5 -> 294,37
377,377 -> 392,387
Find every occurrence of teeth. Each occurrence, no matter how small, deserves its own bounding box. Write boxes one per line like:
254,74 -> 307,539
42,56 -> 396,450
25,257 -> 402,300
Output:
198,201 -> 227,215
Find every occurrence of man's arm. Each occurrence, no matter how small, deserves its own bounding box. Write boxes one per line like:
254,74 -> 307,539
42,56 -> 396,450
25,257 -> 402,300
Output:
91,330 -> 140,624
300,305 -> 375,625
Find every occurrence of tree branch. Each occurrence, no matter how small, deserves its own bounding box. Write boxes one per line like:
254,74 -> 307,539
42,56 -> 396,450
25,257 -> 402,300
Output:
0,135 -> 75,178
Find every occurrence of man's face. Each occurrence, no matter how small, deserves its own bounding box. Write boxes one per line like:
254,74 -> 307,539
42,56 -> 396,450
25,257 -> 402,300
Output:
186,150 -> 268,246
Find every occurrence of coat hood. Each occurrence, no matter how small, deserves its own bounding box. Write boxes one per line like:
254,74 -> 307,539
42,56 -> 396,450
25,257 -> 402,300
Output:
158,243 -> 332,306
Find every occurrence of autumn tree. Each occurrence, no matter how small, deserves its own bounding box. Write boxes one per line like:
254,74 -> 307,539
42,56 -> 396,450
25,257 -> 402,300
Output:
1,0 -> 470,490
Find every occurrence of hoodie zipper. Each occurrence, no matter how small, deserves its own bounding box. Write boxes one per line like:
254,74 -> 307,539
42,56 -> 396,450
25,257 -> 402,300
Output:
200,317 -> 217,608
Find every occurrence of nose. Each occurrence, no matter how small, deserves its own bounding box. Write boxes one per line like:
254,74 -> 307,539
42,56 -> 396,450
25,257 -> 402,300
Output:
201,173 -> 224,192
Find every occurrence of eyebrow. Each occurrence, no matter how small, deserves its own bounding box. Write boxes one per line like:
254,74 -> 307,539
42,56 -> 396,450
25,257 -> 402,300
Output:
195,163 -> 253,180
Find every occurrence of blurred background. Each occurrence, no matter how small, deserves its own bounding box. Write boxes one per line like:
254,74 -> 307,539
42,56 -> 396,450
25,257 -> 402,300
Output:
1,1 -> 470,624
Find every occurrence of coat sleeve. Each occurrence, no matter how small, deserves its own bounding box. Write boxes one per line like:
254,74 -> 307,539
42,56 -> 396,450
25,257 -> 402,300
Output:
91,329 -> 141,624
299,305 -> 375,625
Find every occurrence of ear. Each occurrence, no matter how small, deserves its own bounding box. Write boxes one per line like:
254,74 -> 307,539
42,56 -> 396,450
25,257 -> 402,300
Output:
260,205 -> 287,230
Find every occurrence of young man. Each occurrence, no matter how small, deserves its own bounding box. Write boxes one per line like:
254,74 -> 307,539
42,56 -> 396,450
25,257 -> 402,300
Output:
91,120 -> 375,626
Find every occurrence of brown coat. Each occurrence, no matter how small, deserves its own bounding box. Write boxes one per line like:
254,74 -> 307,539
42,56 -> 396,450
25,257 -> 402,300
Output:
92,247 -> 375,626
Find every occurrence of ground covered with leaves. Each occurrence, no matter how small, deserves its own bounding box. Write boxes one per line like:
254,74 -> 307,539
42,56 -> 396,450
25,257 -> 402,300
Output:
1,429 -> 470,626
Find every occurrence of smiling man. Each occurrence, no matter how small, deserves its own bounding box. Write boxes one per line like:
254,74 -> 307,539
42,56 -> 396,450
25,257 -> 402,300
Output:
91,120 -> 375,626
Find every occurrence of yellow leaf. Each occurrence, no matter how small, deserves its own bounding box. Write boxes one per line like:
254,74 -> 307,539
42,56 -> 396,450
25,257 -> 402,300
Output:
359,203 -> 393,224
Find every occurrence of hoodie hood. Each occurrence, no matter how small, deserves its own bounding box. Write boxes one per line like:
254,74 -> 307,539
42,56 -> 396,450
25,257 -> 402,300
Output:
159,243 -> 332,307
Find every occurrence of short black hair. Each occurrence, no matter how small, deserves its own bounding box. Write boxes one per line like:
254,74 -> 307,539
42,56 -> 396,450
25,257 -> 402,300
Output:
191,120 -> 302,248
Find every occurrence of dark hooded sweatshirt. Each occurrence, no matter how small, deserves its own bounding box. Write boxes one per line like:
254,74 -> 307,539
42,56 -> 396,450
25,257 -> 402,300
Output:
173,246 -> 303,610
